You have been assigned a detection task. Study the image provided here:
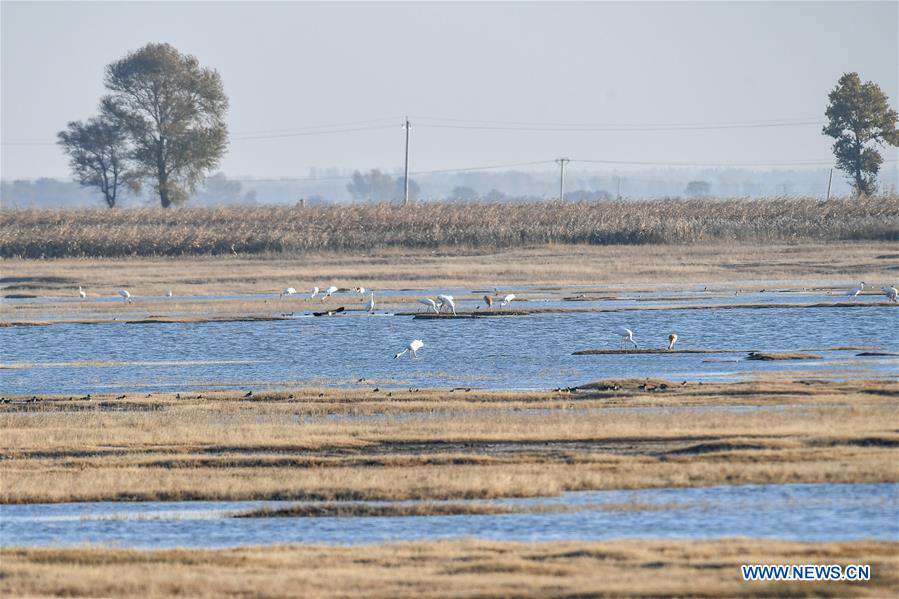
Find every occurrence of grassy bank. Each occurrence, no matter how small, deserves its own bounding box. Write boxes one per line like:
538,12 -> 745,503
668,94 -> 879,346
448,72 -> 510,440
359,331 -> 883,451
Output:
3,539 -> 896,598
2,197 -> 897,258
2,380 -> 896,504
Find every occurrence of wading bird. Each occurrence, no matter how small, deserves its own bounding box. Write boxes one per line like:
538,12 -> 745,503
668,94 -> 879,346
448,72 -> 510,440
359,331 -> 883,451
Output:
437,294 -> 456,315
78,286 -> 86,300
667,332 -> 678,351
394,339 -> 424,359
322,285 -> 339,300
883,286 -> 898,303
484,295 -> 494,309
280,287 -> 297,298
309,286 -> 319,300
418,298 -> 439,313
365,291 -> 375,313
501,293 -> 516,307
118,289 -> 132,303
848,282 -> 865,300
355,286 -> 366,295
616,326 -> 637,349
166,290 -> 173,298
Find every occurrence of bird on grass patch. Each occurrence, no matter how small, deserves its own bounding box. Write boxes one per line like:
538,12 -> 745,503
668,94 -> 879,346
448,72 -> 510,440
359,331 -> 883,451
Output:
437,294 -> 456,315
616,327 -> 637,349
882,286 -> 898,303
418,298 -> 439,313
322,286 -> 339,300
394,339 -> 424,360
118,289 -> 133,303
280,287 -> 297,298
500,293 -> 516,307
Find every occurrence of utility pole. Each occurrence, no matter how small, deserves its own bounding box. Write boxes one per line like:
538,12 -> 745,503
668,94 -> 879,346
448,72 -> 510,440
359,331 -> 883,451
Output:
403,116 -> 411,206
555,157 -> 570,201
826,167 -> 833,200
616,176 -> 621,200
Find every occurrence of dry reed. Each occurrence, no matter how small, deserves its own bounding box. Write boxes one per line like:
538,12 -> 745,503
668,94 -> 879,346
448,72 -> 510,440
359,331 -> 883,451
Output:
2,196 -> 896,258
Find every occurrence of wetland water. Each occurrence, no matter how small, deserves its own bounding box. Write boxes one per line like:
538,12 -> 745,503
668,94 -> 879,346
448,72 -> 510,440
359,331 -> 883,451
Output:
2,483 -> 896,548
1,304 -> 897,395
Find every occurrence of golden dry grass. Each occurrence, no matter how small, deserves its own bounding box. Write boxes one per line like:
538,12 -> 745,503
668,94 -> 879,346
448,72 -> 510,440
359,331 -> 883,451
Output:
2,197 -> 897,258
2,539 -> 897,598
2,241 -> 897,324
2,380 -> 897,504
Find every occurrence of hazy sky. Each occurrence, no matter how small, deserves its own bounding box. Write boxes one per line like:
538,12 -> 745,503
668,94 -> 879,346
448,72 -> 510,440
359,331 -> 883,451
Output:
2,1 -> 897,180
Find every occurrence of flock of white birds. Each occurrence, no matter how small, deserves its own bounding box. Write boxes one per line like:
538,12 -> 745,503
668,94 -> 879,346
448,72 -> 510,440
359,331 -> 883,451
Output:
75,282 -> 897,361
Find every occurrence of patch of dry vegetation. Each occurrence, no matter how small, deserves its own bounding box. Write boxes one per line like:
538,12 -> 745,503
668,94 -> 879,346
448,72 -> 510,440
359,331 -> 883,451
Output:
2,380 -> 896,504
2,539 -> 896,598
2,197 -> 896,258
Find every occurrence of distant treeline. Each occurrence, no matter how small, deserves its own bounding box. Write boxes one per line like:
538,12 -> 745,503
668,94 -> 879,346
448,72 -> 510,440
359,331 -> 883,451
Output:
2,197 -> 896,259
4,165 -> 892,209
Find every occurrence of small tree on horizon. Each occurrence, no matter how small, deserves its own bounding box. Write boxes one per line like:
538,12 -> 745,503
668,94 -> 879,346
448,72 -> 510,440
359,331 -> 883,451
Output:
823,72 -> 899,197
57,116 -> 138,208
684,180 -> 711,198
101,43 -> 229,207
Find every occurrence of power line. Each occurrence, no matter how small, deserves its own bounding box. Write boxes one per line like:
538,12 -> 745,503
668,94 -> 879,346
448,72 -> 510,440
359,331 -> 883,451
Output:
232,116 -> 401,136
415,120 -> 825,132
410,114 -> 822,127
232,123 -> 397,141
572,157 -> 898,167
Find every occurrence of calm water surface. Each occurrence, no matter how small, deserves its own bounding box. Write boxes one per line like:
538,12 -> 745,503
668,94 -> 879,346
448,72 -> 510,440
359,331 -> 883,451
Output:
1,304 -> 896,395
2,483 -> 895,548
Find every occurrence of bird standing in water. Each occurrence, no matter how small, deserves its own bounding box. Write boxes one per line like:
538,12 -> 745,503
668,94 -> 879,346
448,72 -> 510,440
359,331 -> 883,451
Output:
394,339 -> 424,359
667,333 -> 678,351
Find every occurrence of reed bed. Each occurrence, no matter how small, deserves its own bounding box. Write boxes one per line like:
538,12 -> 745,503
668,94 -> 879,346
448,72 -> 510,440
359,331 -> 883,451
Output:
2,196 -> 896,258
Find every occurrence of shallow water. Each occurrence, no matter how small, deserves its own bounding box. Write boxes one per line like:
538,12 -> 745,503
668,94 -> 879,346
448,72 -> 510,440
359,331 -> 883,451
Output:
1,304 -> 896,395
2,483 -> 896,548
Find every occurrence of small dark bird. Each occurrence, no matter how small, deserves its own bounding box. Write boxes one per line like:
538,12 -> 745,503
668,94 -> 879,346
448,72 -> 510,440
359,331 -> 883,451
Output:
244,391 -> 253,398
116,395 -> 125,400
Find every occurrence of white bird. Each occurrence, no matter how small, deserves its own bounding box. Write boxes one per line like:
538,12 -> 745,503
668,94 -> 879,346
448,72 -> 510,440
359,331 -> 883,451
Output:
418,298 -> 439,313
166,290 -> 173,298
322,285 -> 339,300
667,332 -> 678,351
118,289 -> 132,303
364,291 -> 375,313
500,293 -> 516,307
78,286 -> 86,300
280,287 -> 297,298
355,286 -> 366,296
394,339 -> 424,359
437,294 -> 456,315
883,286 -> 898,303
616,327 -> 637,349
309,286 -> 320,300
848,282 -> 865,300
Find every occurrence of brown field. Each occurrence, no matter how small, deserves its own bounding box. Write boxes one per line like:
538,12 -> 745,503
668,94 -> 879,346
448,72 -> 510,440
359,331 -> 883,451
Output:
2,197 -> 897,259
2,539 -> 896,598
2,379 -> 897,505
2,241 -> 897,324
